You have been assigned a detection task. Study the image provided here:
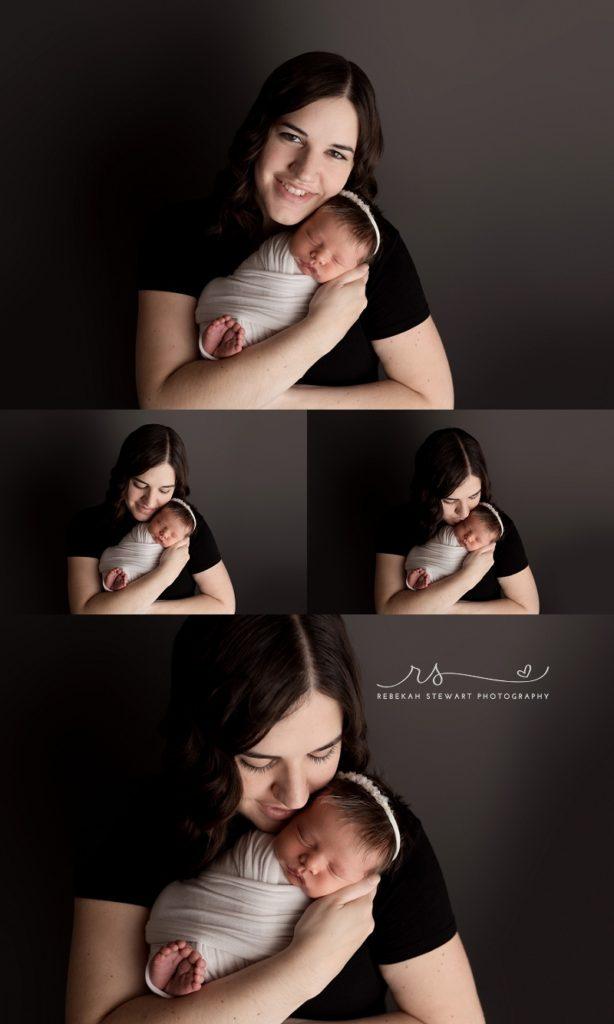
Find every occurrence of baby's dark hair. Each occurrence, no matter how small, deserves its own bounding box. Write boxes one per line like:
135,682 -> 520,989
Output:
153,500 -> 196,536
314,194 -> 380,262
314,770 -> 414,875
469,504 -> 503,539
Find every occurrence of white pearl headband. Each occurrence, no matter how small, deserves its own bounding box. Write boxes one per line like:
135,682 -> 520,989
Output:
337,771 -> 401,860
478,501 -> 504,538
339,189 -> 381,256
169,497 -> 197,531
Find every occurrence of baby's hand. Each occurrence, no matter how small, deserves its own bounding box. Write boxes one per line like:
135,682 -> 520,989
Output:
202,315 -> 245,358
407,567 -> 431,590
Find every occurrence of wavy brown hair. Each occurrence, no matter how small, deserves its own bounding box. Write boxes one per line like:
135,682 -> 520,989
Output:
408,428 -> 493,544
104,424 -> 190,524
209,51 -> 384,240
163,615 -> 369,876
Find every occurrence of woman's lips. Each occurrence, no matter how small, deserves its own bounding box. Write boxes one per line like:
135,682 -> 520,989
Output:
259,802 -> 295,821
274,177 -> 317,204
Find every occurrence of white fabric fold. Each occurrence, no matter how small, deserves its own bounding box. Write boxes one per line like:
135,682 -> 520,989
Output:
405,526 -> 466,585
99,523 -> 162,587
145,831 -> 309,991
196,233 -> 318,355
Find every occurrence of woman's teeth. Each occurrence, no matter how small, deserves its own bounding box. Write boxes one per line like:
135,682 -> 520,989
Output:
281,181 -> 309,197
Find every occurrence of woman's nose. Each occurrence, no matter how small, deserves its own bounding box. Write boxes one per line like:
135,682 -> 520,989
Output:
272,769 -> 310,810
289,148 -> 319,184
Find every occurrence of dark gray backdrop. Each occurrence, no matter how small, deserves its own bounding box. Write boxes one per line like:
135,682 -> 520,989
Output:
307,410 -> 614,613
0,411 -> 306,612
2,615 -> 611,1023
2,1 -> 612,408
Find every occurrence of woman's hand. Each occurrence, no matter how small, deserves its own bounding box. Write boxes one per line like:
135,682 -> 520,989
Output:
289,875 -> 379,994
461,542 -> 496,586
307,264 -> 369,341
158,538 -> 190,577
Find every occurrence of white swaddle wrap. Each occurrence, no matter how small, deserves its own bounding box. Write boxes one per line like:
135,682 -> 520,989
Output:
145,830 -> 310,997
196,233 -> 318,354
99,523 -> 162,588
405,525 -> 466,586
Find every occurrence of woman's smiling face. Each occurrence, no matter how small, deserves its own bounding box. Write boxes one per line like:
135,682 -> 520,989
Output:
235,690 -> 344,833
125,462 -> 176,521
440,473 -> 482,525
254,96 -> 359,229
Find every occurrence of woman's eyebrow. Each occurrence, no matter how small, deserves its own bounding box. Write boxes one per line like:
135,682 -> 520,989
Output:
280,121 -> 355,154
244,733 -> 342,759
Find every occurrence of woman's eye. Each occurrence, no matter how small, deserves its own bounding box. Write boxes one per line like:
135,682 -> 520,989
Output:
308,746 -> 336,765
280,131 -> 302,144
328,149 -> 348,161
240,758 -> 274,773
133,481 -> 146,490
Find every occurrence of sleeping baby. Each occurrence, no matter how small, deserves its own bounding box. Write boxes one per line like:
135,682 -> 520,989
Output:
405,503 -> 504,590
99,499 -> 196,592
144,771 -> 406,998
197,189 -> 380,359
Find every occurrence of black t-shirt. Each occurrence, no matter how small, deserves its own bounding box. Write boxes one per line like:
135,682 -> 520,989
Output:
66,503 -> 221,601
137,199 -> 430,387
377,504 -> 529,602
75,788 -> 456,1021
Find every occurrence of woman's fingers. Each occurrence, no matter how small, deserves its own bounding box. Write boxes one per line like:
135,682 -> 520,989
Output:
335,263 -> 370,285
332,873 -> 380,906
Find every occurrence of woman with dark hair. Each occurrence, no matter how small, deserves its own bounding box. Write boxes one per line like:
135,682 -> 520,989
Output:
136,52 -> 453,410
66,424 -> 235,614
66,616 -> 484,1023
374,428 -> 539,614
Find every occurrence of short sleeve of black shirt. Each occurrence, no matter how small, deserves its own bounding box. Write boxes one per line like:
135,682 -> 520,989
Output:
361,220 -> 430,342
188,509 -> 221,575
66,505 -> 118,560
137,198 -> 253,299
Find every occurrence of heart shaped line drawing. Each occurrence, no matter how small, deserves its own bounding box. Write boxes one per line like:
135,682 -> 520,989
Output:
517,665 -> 532,678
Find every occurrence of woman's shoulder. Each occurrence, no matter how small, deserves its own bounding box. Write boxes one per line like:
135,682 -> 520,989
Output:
372,812 -> 457,962
363,209 -> 430,338
187,505 -> 222,571
376,501 -> 415,556
66,503 -> 113,556
493,507 -> 529,575
138,197 -> 253,297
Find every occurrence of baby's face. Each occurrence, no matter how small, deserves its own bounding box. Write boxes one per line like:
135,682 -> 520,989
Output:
453,513 -> 497,551
273,796 -> 381,898
290,208 -> 369,283
148,509 -> 190,547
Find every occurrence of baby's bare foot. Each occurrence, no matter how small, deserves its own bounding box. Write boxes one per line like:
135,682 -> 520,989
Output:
203,315 -> 242,356
150,941 -> 206,997
216,323 -> 246,358
407,567 -> 428,590
104,567 -> 128,591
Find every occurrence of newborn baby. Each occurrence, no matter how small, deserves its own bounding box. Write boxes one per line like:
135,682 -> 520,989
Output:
145,771 -> 405,999
99,499 -> 196,591
197,189 -> 380,359
405,503 -> 504,590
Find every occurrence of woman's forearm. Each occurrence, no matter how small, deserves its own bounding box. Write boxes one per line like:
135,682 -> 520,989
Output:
145,317 -> 344,410
148,592 -> 235,615
288,1015 -> 422,1024
265,379 -> 443,410
77,565 -> 178,615
449,597 -> 537,615
99,947 -> 318,1024
378,569 -> 478,615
